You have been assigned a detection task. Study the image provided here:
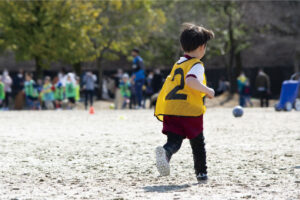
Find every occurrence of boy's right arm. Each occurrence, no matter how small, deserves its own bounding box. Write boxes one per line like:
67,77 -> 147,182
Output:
186,77 -> 215,99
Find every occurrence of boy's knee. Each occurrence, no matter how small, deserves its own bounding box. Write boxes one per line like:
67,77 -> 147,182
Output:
167,132 -> 185,142
190,133 -> 205,146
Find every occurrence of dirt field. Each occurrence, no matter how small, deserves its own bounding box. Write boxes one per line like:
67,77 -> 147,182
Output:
0,108 -> 299,200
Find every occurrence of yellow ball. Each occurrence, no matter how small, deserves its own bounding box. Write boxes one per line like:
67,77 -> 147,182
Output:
109,104 -> 115,109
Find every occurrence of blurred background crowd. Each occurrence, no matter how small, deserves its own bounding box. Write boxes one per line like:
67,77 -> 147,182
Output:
0,1 -> 299,110
0,48 -> 165,110
0,47 -> 277,111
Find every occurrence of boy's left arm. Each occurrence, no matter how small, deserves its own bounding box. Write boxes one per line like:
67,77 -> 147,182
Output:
185,64 -> 215,98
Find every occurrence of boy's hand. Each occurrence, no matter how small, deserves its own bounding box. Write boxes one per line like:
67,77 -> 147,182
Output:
206,88 -> 215,99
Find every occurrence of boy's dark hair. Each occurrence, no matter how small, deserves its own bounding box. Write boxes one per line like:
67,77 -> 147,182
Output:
132,48 -> 140,54
180,23 -> 214,52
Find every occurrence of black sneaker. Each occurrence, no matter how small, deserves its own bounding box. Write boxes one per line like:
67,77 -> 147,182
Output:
196,173 -> 208,181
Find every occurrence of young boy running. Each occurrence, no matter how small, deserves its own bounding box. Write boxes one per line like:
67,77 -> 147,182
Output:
154,23 -> 215,181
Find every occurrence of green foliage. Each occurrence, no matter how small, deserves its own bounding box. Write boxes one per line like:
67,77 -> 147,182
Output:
92,0 -> 166,65
139,0 -> 251,74
143,0 -> 210,68
0,0 -> 100,71
53,1 -> 101,65
206,1 -> 251,61
88,0 -> 166,97
140,0 -> 251,94
202,1 -> 252,92
0,0 -> 250,82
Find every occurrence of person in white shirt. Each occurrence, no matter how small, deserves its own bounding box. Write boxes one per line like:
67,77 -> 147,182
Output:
2,69 -> 12,110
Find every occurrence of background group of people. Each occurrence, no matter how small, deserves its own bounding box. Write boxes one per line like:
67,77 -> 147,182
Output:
0,69 -> 97,110
237,69 -> 271,107
0,47 -> 273,111
112,68 -> 163,110
0,48 -> 164,111
111,48 -> 164,110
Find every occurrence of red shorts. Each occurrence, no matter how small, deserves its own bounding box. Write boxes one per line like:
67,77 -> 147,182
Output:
162,115 -> 203,139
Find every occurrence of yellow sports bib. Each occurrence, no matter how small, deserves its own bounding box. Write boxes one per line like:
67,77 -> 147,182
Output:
155,58 -> 206,121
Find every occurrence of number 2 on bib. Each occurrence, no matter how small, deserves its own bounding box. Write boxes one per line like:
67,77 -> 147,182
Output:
165,68 -> 187,100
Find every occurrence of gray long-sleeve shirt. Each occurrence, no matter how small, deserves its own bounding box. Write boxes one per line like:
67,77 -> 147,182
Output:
83,73 -> 97,90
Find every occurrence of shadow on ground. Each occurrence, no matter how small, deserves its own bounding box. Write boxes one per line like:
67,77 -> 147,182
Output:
143,184 -> 191,193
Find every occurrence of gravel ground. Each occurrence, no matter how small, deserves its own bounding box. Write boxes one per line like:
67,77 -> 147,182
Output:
0,108 -> 299,200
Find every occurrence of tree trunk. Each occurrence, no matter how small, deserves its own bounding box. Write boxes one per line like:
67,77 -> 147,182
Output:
96,57 -> 103,99
235,52 -> 242,78
226,64 -> 232,92
34,56 -> 43,79
73,62 -> 81,76
228,7 -> 236,94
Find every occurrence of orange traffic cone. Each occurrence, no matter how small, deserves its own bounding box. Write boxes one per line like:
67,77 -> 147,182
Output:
89,106 -> 95,114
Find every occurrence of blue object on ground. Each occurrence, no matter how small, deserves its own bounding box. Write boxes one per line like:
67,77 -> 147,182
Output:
275,80 -> 300,110
233,105 -> 244,117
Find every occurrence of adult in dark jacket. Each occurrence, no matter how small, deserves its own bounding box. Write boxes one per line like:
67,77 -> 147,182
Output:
13,69 -> 25,95
255,69 -> 271,107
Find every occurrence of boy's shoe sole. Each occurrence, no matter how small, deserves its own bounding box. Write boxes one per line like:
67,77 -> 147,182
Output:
155,146 -> 170,176
196,173 -> 208,182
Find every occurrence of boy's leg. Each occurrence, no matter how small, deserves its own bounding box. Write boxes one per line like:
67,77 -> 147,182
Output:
156,132 -> 184,176
189,133 -> 207,176
163,132 -> 184,161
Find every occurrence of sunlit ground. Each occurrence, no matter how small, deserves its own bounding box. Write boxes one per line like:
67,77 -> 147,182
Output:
0,108 -> 299,199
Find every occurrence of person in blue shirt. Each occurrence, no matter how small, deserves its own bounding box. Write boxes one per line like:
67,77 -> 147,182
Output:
131,48 -> 145,108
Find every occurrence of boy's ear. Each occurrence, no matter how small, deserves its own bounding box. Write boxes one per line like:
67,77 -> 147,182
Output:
198,45 -> 205,51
